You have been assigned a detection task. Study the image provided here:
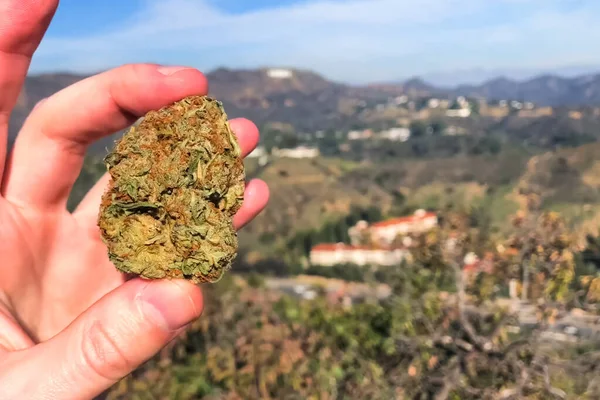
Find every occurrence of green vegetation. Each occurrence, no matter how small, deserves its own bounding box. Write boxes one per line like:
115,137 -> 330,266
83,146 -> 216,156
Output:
61,113 -> 600,399
105,209 -> 600,399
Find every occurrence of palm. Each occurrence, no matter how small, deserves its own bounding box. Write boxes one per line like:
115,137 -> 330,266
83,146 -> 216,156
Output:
0,68 -> 268,351
0,196 -> 123,342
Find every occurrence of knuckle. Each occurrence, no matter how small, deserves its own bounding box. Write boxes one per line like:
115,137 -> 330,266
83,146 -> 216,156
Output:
80,320 -> 134,381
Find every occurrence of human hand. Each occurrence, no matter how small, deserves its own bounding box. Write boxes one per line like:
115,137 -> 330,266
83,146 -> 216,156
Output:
0,1 -> 269,399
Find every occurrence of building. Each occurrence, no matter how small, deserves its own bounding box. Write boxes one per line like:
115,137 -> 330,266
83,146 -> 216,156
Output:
378,127 -> 410,142
510,100 -> 523,110
444,126 -> 467,136
446,108 -> 471,118
394,95 -> 408,105
569,111 -> 583,120
247,146 -> 267,158
348,220 -> 370,246
428,98 -> 441,108
369,210 -> 438,246
347,129 -> 373,140
463,252 -> 495,281
309,243 -> 409,267
272,146 -> 320,158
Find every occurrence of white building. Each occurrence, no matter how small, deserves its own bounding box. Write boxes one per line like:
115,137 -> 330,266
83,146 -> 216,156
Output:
247,146 -> 267,158
272,146 -> 320,158
428,98 -> 441,108
370,209 -> 438,246
379,127 -> 410,142
309,243 -> 408,267
446,108 -> 471,118
348,220 -> 370,246
394,95 -> 408,105
348,129 -> 373,140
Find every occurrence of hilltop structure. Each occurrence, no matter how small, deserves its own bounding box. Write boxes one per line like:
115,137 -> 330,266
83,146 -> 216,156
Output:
309,243 -> 409,267
349,209 -> 438,247
309,210 -> 438,267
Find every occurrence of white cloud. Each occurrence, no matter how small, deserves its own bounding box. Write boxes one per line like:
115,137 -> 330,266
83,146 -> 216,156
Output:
31,0 -> 600,83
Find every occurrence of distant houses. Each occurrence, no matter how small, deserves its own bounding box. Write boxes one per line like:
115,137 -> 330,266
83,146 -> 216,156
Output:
348,127 -> 410,142
310,210 -> 438,267
307,209 -> 497,280
369,210 -> 438,246
272,146 -> 320,158
247,146 -> 267,158
378,127 -> 411,142
248,145 -> 320,160
309,243 -> 409,267
446,108 -> 472,118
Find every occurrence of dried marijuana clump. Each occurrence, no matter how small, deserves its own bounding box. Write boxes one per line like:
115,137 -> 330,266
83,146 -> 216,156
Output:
98,96 -> 245,283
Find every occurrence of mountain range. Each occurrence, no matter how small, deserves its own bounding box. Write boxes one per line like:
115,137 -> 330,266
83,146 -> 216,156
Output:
401,74 -> 600,106
414,65 -> 600,88
8,67 -> 600,152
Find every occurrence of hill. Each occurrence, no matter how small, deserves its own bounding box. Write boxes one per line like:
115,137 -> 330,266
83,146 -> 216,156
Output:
8,67 -> 392,152
11,67 -> 600,153
238,157 -> 394,255
453,74 -> 600,106
241,142 -> 600,257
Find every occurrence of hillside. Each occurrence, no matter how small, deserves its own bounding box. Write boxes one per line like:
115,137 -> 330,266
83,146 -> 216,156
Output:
238,149 -> 532,254
238,157 -> 394,254
452,74 -> 600,106
240,142 -> 600,257
8,67 -> 391,151
10,67 -> 600,154
514,142 -> 600,237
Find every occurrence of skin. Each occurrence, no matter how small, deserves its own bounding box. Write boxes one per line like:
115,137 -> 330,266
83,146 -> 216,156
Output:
0,1 -> 270,399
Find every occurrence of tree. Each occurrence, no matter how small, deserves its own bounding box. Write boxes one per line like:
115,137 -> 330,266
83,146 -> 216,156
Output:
499,194 -> 577,304
430,119 -> 447,136
107,209 -> 594,400
409,121 -> 428,138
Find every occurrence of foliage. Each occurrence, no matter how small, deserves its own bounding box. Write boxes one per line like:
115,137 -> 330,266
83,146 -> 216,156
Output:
106,209 -> 600,400
285,206 -> 383,258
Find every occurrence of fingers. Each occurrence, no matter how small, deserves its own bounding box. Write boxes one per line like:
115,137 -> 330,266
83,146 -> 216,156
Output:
0,0 -> 59,179
72,117 -> 262,228
10,278 -> 203,400
228,118 -> 260,154
0,306 -> 34,351
234,179 -> 270,230
73,173 -> 111,220
2,63 -> 209,211
73,177 -> 269,241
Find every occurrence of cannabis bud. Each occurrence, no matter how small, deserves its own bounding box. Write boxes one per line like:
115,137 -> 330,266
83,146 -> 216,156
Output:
98,95 -> 245,283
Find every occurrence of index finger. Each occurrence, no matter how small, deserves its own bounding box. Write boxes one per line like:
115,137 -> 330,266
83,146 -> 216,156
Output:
0,0 -> 59,179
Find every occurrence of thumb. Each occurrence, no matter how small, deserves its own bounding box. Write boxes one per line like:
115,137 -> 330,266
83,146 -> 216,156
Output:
13,278 -> 203,400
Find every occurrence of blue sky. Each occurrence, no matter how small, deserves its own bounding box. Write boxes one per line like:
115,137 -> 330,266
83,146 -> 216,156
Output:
31,0 -> 600,84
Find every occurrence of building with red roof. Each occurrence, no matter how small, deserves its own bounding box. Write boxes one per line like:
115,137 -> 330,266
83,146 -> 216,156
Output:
309,243 -> 409,267
369,209 -> 438,246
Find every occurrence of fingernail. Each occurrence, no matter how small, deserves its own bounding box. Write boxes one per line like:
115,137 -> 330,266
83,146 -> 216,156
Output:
138,280 -> 201,331
157,66 -> 193,76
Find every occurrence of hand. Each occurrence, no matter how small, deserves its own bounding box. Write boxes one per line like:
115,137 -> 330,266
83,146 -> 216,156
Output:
0,1 -> 269,399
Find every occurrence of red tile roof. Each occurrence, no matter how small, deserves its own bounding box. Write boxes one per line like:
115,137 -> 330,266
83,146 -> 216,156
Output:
311,243 -> 371,252
371,212 -> 437,228
310,243 -> 405,252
